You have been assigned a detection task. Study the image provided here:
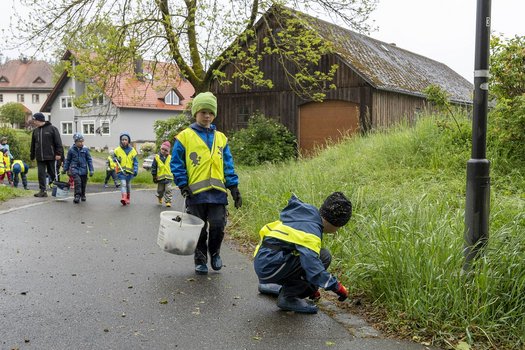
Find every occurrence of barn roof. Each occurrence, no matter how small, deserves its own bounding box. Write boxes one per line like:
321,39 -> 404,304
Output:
286,9 -> 473,104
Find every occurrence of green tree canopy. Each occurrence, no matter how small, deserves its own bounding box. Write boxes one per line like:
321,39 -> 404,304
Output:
490,34 -> 525,100
0,102 -> 27,127
14,0 -> 377,101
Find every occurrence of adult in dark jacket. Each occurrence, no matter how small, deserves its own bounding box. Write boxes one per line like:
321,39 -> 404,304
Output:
254,192 -> 353,314
30,112 -> 63,197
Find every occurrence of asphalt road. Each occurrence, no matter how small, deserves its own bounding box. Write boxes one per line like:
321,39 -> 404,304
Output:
0,189 -> 438,350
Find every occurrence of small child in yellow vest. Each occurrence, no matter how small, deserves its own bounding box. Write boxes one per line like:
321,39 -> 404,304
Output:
151,141 -> 173,207
0,148 -> 13,186
11,159 -> 30,189
114,132 -> 138,205
104,149 -> 120,188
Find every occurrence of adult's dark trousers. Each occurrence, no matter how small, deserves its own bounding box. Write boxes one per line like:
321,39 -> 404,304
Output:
37,160 -> 57,191
186,203 -> 226,265
268,248 -> 332,298
73,174 -> 88,196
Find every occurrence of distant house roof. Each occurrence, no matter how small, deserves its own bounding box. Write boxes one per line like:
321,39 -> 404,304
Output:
41,51 -> 195,112
0,59 -> 54,92
278,8 -> 473,104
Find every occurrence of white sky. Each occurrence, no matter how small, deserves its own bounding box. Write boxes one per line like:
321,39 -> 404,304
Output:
1,0 -> 523,83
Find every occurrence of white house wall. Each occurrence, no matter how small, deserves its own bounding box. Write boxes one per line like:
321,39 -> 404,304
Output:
48,79 -> 184,150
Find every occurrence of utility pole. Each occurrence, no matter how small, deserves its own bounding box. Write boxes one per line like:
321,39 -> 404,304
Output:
464,0 -> 491,271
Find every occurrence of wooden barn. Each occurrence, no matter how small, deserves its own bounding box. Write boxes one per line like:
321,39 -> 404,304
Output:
211,7 -> 473,153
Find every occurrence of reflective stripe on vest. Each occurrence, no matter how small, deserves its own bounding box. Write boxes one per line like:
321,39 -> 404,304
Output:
155,154 -> 173,181
107,156 -> 117,170
177,128 -> 227,194
11,160 -> 25,173
253,220 -> 322,257
114,147 -> 137,174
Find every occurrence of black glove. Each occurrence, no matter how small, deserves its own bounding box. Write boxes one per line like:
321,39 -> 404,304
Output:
152,176 -> 158,183
228,186 -> 242,209
180,185 -> 192,198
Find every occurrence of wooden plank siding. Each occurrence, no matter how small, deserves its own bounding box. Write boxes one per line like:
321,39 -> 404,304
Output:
371,90 -> 428,128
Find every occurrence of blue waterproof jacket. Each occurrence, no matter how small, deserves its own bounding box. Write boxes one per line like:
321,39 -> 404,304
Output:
64,144 -> 94,176
170,122 -> 239,205
254,195 -> 339,291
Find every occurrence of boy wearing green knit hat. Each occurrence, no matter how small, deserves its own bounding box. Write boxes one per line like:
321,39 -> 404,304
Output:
170,92 -> 242,275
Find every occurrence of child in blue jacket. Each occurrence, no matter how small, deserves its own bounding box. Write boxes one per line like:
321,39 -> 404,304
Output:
63,133 -> 94,203
254,192 -> 352,314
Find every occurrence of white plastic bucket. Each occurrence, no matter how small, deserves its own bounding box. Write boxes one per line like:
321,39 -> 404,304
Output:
51,181 -> 70,201
157,211 -> 205,255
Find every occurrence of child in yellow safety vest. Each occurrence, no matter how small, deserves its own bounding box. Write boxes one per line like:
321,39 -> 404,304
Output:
11,159 -> 30,189
114,132 -> 138,206
151,141 -> 173,207
0,148 -> 13,185
104,149 -> 120,188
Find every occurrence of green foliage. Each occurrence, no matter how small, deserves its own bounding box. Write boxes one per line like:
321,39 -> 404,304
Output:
229,114 -> 524,349
490,35 -> 525,99
0,128 -> 32,163
140,142 -> 156,156
423,84 -> 461,130
153,114 -> 192,150
488,96 -> 525,165
229,113 -> 297,166
0,102 -> 27,127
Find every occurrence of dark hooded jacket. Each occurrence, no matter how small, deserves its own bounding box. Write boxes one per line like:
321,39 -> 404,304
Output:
30,122 -> 63,161
253,195 -> 339,291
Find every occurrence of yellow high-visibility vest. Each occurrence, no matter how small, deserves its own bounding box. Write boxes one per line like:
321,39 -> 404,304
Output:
155,154 -> 173,181
0,153 -> 5,175
114,147 -> 137,174
176,128 -> 227,194
11,160 -> 26,173
253,221 -> 322,257
107,156 -> 117,171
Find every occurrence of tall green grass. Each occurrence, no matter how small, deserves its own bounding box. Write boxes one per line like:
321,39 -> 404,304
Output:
230,115 -> 524,349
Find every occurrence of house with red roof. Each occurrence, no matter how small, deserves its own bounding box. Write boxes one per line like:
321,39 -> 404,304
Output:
0,58 -> 54,126
40,50 -> 195,150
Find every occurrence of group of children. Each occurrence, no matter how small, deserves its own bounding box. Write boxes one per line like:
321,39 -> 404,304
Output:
58,130 -> 170,208
0,136 -> 30,189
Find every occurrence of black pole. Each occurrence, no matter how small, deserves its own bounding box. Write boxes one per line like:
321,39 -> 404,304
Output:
464,0 -> 491,271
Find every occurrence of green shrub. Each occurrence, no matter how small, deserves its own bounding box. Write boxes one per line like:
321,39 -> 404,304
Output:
153,114 -> 192,150
229,113 -> 297,166
489,96 -> 525,164
0,128 -> 32,164
140,142 -> 156,156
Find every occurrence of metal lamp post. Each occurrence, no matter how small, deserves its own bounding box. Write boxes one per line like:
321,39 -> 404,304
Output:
464,0 -> 492,271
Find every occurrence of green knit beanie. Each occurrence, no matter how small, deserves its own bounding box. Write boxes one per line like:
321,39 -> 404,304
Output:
191,92 -> 217,117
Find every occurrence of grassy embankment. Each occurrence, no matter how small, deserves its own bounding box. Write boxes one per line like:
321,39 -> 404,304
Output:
228,115 -> 524,350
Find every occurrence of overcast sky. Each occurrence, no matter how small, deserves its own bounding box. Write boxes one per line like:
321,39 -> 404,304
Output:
1,0 -> 523,83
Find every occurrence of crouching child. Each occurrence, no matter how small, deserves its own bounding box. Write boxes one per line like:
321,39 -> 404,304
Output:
253,192 -> 352,314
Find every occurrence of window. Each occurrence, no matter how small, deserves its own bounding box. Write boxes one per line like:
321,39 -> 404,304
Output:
237,106 -> 250,126
32,94 -> 40,104
17,94 -> 25,102
100,120 -> 110,135
164,90 -> 180,105
61,96 -> 73,109
61,122 -> 73,135
92,95 -> 104,106
82,120 -> 95,135
0,94 -> 3,102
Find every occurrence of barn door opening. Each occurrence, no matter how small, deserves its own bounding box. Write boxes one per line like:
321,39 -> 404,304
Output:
298,100 -> 359,154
